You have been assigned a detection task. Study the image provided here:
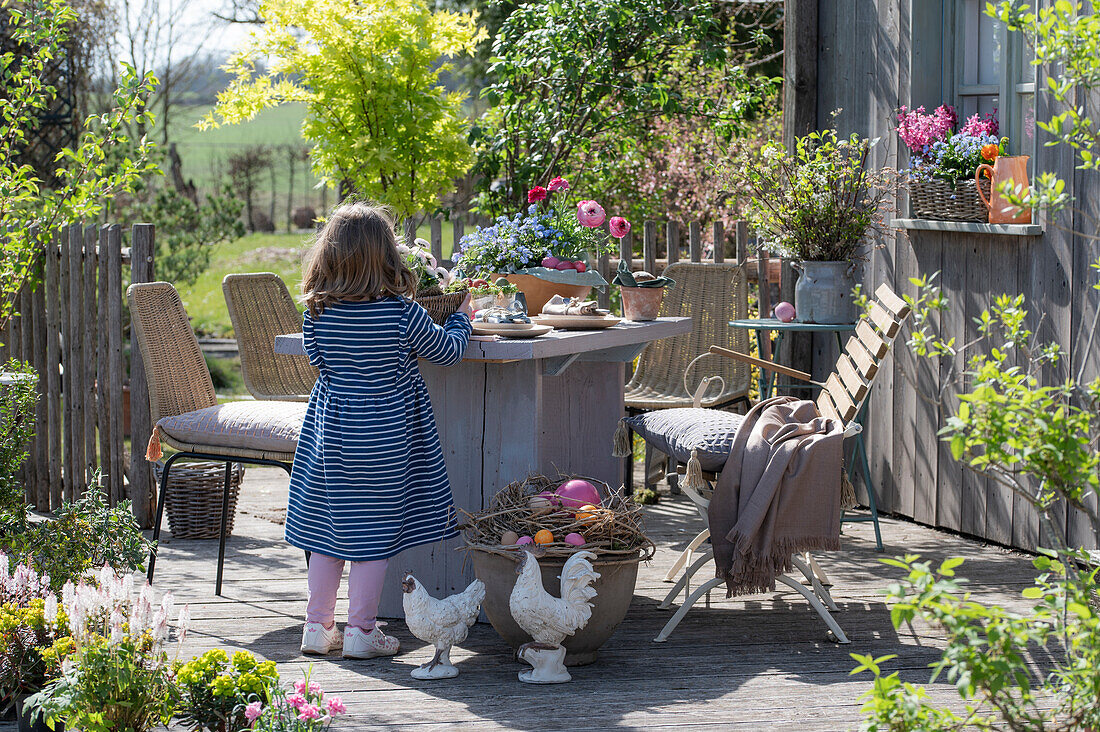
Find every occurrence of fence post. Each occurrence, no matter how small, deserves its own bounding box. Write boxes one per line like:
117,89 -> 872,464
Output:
65,224 -> 84,500
82,225 -> 97,484
32,260 -> 48,511
688,222 -> 702,263
106,226 -> 125,506
666,221 -> 680,265
643,222 -> 657,276
736,220 -> 749,263
712,222 -> 724,263
45,233 -> 61,510
429,217 -> 443,265
96,227 -> 110,497
129,224 -> 156,527
19,283 -> 35,502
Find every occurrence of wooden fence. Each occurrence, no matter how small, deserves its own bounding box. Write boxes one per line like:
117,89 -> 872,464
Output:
0,224 -> 156,526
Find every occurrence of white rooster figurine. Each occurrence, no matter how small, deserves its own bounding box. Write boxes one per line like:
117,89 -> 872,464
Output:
402,573 -> 485,680
508,549 -> 600,684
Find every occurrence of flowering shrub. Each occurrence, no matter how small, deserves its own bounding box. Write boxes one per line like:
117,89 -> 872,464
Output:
25,566 -> 189,732
0,555 -> 66,711
175,649 -> 279,732
896,104 -> 1008,186
454,178 -> 617,275
247,670 -> 347,731
722,127 -> 895,262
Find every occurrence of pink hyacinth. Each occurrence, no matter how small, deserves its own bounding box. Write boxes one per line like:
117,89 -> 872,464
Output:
297,703 -> 322,721
244,702 -> 263,722
896,104 -> 957,153
961,111 -> 998,137
286,693 -> 306,710
547,176 -> 569,192
609,216 -> 630,239
326,697 -> 347,715
577,200 -> 606,228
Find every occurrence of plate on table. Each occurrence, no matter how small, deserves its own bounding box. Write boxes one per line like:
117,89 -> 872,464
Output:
471,322 -> 554,338
532,314 -> 621,330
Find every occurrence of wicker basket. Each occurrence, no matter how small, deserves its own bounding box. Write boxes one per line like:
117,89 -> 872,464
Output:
154,460 -> 245,539
910,176 -> 991,222
414,290 -> 466,324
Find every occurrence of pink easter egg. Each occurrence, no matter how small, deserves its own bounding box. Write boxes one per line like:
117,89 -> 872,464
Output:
516,536 -> 534,546
541,256 -> 560,268
564,532 -> 586,546
555,479 -> 601,509
774,301 -> 796,323
556,260 -> 576,271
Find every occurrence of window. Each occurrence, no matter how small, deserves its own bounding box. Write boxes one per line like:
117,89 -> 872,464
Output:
949,0 -> 1036,155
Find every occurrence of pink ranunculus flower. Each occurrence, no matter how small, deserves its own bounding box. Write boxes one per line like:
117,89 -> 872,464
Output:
298,703 -> 322,721
609,216 -> 631,239
244,701 -> 264,722
547,176 -> 569,192
308,681 -> 323,696
527,186 -> 548,203
294,679 -> 308,695
286,693 -> 306,710
326,697 -> 347,715
577,200 -> 606,228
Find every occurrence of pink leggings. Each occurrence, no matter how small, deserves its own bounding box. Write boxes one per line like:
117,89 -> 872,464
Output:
305,553 -> 388,631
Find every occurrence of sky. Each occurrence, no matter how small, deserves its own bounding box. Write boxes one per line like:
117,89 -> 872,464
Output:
178,0 -> 253,57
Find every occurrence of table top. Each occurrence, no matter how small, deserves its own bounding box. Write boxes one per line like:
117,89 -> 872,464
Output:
274,316 -> 693,362
729,318 -> 857,332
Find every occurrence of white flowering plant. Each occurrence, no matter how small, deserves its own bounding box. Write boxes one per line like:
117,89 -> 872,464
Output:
399,238 -> 456,295
25,565 -> 190,732
722,127 -> 896,262
0,554 -> 66,711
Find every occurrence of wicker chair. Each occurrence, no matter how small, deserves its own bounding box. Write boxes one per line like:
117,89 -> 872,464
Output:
623,261 -> 752,493
223,273 -> 317,401
129,282 -> 307,595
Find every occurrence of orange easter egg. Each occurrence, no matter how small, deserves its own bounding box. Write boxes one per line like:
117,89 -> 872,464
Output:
533,529 -> 554,545
575,504 -> 599,523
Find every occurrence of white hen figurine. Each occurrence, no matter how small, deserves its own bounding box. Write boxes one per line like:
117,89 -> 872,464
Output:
402,573 -> 485,680
508,549 -> 600,684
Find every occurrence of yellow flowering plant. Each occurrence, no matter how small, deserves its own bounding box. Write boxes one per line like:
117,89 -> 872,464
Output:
175,649 -> 279,732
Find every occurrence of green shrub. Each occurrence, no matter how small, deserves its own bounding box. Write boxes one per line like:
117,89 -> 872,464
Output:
0,360 -> 38,519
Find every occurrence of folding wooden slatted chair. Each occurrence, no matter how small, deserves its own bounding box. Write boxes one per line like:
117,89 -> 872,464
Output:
653,283 -> 911,644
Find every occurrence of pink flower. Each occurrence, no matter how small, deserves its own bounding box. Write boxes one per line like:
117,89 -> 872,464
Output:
244,702 -> 263,722
294,679 -> 308,695
527,186 -> 547,203
961,111 -> 998,137
286,693 -> 306,710
326,697 -> 347,715
308,681 -> 323,696
577,200 -> 606,228
609,216 -> 630,239
547,176 -> 569,192
297,703 -> 322,721
896,104 -> 957,153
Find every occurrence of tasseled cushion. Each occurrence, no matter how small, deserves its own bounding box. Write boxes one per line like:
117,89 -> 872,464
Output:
615,408 -> 744,472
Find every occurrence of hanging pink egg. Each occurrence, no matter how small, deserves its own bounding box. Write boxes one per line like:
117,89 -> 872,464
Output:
555,479 -> 601,509
774,301 -> 796,323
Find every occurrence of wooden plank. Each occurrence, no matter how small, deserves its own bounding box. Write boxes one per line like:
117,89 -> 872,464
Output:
816,388 -> 840,420
129,224 -> 156,527
735,221 -> 748,264
429,217 -> 443,266
961,234 -> 991,537
666,221 -> 679,264
19,282 -> 35,502
709,345 -> 814,383
783,0 -> 818,147
868,301 -> 901,338
83,225 -> 97,483
909,234 -> 940,527
844,336 -> 879,381
712,222 -> 724,263
688,221 -> 702,262
836,354 -> 869,403
935,234 -> 966,534
60,225 -> 73,501
97,226 -> 110,498
107,226 -> 125,505
70,224 -> 87,495
32,263 -> 48,511
825,373 -> 857,422
45,233 -> 62,510
855,320 -> 889,358
619,229 -> 632,269
643,221 -> 657,276
874,283 -> 909,318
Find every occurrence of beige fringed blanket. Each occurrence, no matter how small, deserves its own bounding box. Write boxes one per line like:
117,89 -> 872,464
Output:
707,396 -> 846,597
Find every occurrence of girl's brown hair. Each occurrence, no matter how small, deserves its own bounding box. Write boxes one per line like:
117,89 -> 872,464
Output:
301,202 -> 417,316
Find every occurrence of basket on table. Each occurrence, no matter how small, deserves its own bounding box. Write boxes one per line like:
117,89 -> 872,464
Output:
414,287 -> 467,324
154,460 -> 245,539
909,176 -> 991,222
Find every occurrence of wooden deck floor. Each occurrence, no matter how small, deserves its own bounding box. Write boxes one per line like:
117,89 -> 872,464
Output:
61,469 -> 1050,730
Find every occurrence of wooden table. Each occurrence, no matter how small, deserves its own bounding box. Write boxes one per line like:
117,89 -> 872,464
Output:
275,317 -> 692,616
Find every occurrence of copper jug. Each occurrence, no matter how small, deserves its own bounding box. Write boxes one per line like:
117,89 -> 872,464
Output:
975,155 -> 1031,224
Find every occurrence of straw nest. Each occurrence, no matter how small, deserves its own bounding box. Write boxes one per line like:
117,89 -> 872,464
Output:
460,474 -> 655,561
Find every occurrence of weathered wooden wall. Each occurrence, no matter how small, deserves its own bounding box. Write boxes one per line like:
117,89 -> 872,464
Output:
813,0 -> 1100,550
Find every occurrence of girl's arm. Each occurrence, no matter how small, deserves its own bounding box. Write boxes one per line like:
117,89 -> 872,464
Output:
302,312 -> 324,367
403,300 -> 472,366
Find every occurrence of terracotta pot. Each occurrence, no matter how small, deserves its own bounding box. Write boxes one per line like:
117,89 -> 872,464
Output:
620,286 -> 664,321
495,274 -> 592,315
469,547 -> 642,666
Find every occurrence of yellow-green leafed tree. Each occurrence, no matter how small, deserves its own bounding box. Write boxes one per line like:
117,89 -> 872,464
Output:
202,0 -> 484,218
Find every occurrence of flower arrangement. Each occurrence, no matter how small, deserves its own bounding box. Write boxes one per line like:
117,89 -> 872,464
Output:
175,649 -> 279,732
453,177 -> 619,278
399,238 -> 454,295
897,105 -> 1007,185
25,565 -> 189,732
724,127 -> 895,262
245,670 -> 347,731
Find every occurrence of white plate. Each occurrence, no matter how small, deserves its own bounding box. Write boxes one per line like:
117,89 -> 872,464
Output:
532,314 -> 621,330
471,323 -> 554,338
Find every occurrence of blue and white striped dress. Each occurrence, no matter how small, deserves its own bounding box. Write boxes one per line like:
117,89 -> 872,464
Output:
284,297 -> 472,561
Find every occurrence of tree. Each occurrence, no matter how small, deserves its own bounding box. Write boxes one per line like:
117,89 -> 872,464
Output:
227,146 -> 272,233
202,0 -> 484,219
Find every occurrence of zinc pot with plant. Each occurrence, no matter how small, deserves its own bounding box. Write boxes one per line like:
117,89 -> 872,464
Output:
725,126 -> 895,324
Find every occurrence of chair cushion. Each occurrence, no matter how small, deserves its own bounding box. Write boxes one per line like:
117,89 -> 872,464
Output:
624,408 -> 744,471
157,401 -> 307,455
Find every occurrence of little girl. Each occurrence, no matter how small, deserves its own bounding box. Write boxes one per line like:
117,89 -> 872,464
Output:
286,202 -> 473,659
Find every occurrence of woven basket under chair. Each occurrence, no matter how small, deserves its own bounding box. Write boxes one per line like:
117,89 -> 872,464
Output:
909,176 -> 991,222
154,460 -> 246,539
414,288 -> 466,324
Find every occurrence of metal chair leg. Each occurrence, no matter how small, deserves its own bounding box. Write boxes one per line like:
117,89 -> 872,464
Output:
856,434 -> 884,551
216,461 -> 232,596
804,552 -> 831,586
791,555 -> 838,611
776,575 -> 849,643
147,451 -> 181,585
659,550 -> 715,609
662,528 -> 710,582
654,577 -> 726,642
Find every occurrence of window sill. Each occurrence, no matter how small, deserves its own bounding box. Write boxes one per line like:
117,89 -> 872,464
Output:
891,218 -> 1044,236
